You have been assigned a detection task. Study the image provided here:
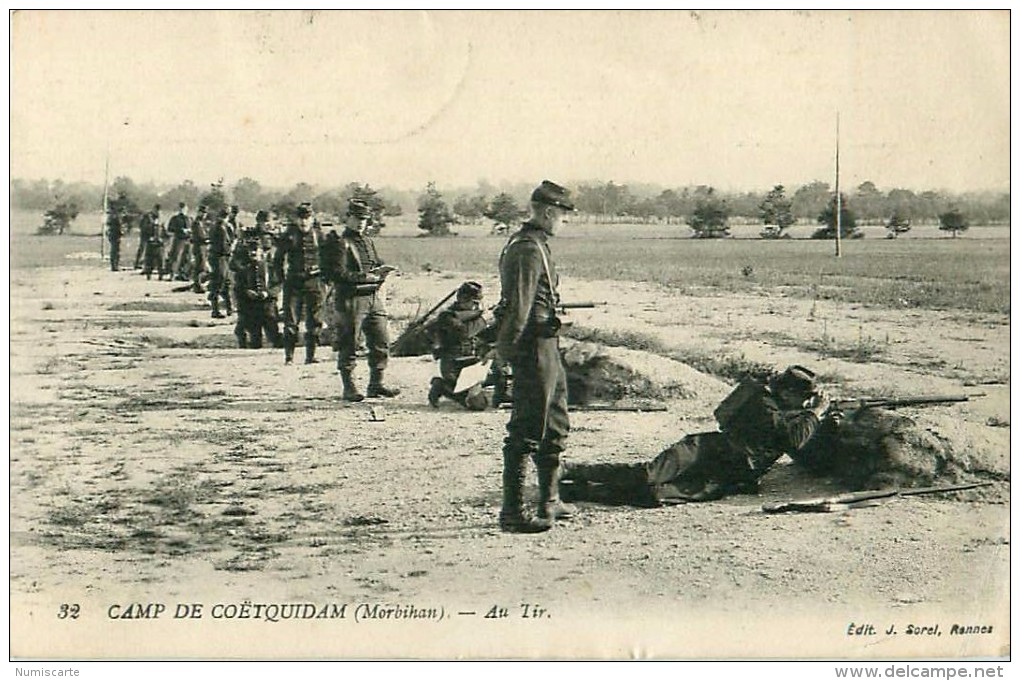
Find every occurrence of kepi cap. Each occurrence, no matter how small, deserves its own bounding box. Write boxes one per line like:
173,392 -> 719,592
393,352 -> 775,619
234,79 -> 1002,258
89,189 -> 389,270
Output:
296,202 -> 313,218
457,281 -> 483,299
530,180 -> 575,211
776,365 -> 816,395
347,198 -> 372,218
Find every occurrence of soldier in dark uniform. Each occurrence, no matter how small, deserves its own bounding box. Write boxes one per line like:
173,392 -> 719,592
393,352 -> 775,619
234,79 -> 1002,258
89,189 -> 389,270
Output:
190,204 -> 210,293
106,210 -> 124,272
259,225 -> 284,349
166,203 -> 191,281
324,198 -> 400,401
139,205 -> 164,280
427,281 -> 493,408
135,203 -> 160,270
494,180 -> 576,533
559,366 -> 832,506
207,208 -> 234,318
229,222 -> 273,349
273,202 -> 324,365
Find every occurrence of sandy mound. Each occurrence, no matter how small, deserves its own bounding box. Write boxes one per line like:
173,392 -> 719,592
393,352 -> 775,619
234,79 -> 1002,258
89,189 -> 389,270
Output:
791,408 -> 1009,498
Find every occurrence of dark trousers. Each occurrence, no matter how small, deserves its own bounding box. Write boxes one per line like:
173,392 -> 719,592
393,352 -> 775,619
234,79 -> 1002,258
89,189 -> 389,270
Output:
234,293 -> 268,348
109,240 -> 121,271
167,238 -> 189,278
334,291 -> 390,373
503,336 -> 569,468
282,278 -> 323,344
191,245 -> 208,289
208,256 -> 231,310
134,238 -> 147,269
143,241 -> 164,278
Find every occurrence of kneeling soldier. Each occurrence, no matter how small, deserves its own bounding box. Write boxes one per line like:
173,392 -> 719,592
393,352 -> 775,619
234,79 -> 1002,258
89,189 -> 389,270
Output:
427,281 -> 493,408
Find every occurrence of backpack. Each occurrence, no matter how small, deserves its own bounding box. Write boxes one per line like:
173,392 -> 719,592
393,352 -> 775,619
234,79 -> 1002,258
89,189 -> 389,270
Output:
713,378 -> 767,432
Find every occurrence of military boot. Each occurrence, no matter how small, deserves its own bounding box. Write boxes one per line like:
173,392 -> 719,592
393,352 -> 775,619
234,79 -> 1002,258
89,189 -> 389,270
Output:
304,336 -> 318,364
283,336 -> 296,365
211,300 -> 225,319
427,377 -> 444,408
340,370 -> 365,402
366,369 -> 400,398
499,452 -> 552,534
235,332 -> 248,349
537,465 -> 577,521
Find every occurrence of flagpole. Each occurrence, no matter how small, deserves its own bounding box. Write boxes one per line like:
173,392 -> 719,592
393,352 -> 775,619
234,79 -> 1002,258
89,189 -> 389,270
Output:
834,112 -> 842,258
101,149 -> 110,259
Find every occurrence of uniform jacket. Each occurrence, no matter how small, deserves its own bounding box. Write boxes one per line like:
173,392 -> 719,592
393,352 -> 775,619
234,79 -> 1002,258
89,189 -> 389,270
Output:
230,245 -> 272,300
139,212 -> 161,244
432,302 -> 490,359
723,382 -> 821,471
495,223 -> 560,359
273,222 -> 323,285
167,212 -> 190,240
106,215 -> 123,241
190,215 -> 209,245
208,218 -> 232,258
327,228 -> 384,296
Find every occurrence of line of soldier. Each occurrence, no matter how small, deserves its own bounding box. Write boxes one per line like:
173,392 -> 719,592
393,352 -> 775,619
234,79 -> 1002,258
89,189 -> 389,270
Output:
104,181 -> 854,537
104,197 -> 402,400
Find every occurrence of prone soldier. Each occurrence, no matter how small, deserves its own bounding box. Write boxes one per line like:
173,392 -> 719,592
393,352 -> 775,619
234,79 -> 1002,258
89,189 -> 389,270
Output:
559,366 -> 832,505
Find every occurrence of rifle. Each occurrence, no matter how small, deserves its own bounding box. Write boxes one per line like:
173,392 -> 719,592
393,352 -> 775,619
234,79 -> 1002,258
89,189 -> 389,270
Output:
557,301 -> 606,312
830,394 -> 977,414
498,402 -> 667,413
762,481 -> 993,514
390,287 -> 460,356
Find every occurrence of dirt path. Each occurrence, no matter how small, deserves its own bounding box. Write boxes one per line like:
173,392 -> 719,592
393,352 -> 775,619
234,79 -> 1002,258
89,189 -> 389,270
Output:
9,264 -> 1009,659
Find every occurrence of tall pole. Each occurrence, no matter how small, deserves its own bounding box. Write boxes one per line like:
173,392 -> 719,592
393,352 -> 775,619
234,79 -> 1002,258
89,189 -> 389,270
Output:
101,150 -> 110,259
834,112 -> 842,258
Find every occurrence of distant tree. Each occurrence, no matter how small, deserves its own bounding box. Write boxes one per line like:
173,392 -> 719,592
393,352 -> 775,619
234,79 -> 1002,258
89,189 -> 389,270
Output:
885,209 -> 912,239
938,208 -> 969,238
37,198 -> 80,235
453,194 -> 488,225
200,179 -> 228,215
792,180 -> 832,220
281,182 -> 315,207
231,177 -> 263,212
853,180 -> 883,222
687,187 -> 730,238
484,193 -> 525,234
813,193 -> 860,239
160,180 -> 201,211
417,182 -> 457,236
758,184 -> 795,238
656,189 -> 685,224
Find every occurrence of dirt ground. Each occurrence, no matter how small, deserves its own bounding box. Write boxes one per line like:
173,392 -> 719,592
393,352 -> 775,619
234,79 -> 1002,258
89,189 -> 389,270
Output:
9,257 -> 1010,659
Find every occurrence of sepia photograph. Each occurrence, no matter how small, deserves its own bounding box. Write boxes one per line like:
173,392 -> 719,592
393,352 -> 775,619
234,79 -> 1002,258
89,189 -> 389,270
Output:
8,9 -> 1010,665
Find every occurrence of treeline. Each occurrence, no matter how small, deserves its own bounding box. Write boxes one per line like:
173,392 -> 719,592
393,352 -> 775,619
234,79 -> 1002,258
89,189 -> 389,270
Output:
11,176 -> 1010,227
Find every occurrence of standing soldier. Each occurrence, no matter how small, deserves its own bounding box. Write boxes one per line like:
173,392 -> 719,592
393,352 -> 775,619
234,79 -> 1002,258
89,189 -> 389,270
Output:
494,180 -> 576,533
324,198 -> 400,401
229,224 -> 273,348
273,202 -> 324,365
139,204 -> 165,280
207,208 -> 234,319
136,203 -> 160,274
166,202 -> 191,281
106,209 -> 124,272
190,204 -> 210,293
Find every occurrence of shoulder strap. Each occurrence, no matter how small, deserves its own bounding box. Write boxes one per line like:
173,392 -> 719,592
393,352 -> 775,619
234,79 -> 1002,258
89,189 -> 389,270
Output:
501,231 -> 556,299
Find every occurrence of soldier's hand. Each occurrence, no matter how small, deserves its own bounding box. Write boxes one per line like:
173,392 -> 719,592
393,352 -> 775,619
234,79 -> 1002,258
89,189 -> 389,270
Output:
808,392 -> 831,418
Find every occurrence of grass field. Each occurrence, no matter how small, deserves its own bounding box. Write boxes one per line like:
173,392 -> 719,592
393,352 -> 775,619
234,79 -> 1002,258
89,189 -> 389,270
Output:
11,210 -> 1010,314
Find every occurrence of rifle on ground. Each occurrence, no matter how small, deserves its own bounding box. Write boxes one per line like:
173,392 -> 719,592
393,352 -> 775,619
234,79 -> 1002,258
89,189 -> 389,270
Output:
498,402 -> 667,413
762,481 -> 993,514
557,301 -> 606,312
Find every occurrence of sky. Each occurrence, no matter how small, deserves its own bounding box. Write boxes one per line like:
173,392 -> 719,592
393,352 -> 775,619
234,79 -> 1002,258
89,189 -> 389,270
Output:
9,10 -> 1011,194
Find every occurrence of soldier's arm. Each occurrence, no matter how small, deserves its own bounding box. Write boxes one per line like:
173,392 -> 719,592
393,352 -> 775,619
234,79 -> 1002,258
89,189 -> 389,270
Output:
770,406 -> 823,453
271,237 -> 287,281
334,241 -> 379,285
495,242 -> 541,359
